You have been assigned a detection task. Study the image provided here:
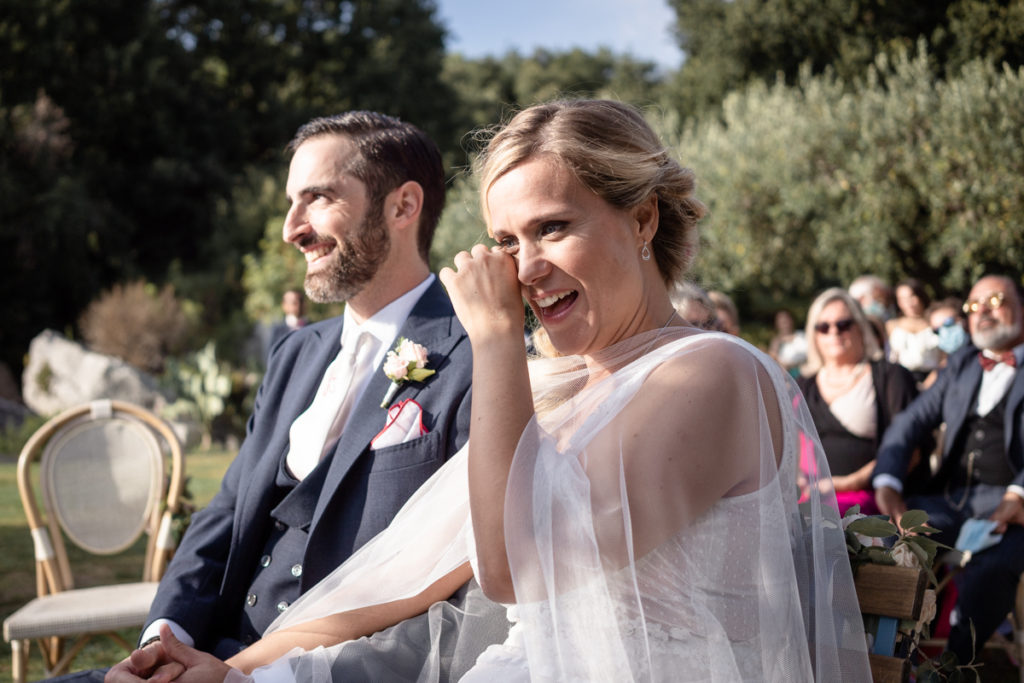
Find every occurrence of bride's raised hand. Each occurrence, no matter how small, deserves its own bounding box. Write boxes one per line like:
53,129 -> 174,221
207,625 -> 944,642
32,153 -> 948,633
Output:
439,244 -> 524,343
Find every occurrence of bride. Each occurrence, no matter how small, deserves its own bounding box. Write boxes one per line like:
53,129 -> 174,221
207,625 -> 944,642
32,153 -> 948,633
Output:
111,100 -> 870,682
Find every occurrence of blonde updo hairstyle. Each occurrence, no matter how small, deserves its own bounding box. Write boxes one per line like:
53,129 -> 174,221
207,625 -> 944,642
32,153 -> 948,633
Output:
475,99 -> 706,285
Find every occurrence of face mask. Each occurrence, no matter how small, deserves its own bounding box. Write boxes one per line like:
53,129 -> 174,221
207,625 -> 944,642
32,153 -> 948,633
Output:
862,300 -> 887,319
937,323 -> 969,354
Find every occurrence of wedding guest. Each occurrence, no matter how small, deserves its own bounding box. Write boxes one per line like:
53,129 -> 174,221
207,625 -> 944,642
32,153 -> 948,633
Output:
121,99 -> 869,683
848,274 -> 893,322
798,288 -> 918,515
708,289 -> 740,335
96,111 -> 504,683
928,297 -> 968,357
874,274 -> 1024,665
266,289 -> 309,358
668,280 -> 721,330
887,278 -> 942,385
768,308 -> 807,377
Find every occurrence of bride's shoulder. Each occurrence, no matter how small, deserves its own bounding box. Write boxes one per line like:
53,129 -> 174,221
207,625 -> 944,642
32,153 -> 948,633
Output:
651,332 -> 766,385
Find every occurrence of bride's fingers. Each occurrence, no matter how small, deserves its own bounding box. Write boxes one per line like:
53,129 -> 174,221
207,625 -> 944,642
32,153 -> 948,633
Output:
147,661 -> 186,683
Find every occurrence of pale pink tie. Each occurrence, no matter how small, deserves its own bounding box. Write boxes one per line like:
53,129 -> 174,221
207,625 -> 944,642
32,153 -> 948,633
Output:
286,333 -> 372,479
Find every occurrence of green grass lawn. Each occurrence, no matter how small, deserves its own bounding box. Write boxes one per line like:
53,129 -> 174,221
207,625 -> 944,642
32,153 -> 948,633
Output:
0,448 -> 235,681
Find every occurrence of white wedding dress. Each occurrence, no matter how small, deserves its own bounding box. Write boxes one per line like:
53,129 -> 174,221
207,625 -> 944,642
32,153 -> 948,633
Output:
245,329 -> 870,682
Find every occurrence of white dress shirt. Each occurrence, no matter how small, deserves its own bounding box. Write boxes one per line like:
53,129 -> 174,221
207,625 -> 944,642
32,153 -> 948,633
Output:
284,274 -> 434,479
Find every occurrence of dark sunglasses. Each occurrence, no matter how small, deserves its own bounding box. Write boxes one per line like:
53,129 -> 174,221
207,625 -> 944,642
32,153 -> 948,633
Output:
814,318 -> 855,335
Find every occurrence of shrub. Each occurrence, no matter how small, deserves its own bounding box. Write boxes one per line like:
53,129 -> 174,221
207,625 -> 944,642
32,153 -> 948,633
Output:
78,280 -> 191,374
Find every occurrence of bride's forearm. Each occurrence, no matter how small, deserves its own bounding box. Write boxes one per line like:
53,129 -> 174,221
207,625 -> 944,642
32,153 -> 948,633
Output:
467,334 -> 534,603
226,562 -> 473,673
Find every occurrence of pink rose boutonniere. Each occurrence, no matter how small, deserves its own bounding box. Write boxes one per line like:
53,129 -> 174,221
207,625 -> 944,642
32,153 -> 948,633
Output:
380,337 -> 436,407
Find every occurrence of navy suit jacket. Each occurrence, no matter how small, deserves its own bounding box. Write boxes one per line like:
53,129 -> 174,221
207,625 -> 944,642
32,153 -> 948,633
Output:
874,344 -> 1024,492
146,280 -> 473,650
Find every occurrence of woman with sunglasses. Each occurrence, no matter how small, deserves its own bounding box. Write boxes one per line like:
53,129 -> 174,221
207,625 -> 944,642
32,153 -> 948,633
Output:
798,287 -> 919,514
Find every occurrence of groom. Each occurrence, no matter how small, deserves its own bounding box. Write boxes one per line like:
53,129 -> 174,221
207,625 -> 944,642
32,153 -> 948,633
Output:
92,112 -> 504,681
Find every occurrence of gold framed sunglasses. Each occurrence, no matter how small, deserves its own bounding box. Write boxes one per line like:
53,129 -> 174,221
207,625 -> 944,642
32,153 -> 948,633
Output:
962,291 -> 1005,315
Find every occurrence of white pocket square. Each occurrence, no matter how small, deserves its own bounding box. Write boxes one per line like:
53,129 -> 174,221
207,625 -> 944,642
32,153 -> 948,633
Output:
371,398 -> 428,450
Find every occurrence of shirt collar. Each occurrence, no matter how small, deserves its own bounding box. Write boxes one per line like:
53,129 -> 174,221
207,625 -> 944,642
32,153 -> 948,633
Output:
339,274 -> 435,355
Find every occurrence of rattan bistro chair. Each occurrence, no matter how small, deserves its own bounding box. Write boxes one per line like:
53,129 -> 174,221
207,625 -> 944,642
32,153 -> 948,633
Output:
3,400 -> 186,681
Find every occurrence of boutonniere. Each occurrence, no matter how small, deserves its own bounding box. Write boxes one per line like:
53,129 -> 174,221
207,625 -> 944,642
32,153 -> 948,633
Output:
380,337 -> 436,407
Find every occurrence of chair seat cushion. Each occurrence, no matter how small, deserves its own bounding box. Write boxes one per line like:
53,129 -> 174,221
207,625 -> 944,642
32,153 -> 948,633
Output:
3,582 -> 158,640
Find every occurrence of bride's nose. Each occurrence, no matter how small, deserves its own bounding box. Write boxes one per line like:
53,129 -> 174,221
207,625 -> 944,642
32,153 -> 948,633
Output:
516,243 -> 551,286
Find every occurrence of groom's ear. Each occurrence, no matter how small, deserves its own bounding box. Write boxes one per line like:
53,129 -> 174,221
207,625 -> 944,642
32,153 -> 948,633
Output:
386,180 -> 425,229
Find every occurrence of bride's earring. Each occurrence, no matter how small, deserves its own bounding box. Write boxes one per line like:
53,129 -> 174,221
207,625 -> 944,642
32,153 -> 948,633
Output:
641,241 -> 651,261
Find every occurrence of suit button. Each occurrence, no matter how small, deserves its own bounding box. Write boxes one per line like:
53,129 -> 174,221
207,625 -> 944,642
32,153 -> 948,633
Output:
291,564 -> 303,577
246,593 -> 257,607
975,429 -> 985,441
277,601 -> 289,613
260,555 -> 272,568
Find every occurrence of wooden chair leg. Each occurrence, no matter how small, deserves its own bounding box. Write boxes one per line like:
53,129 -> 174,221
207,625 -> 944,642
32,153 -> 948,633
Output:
11,639 -> 29,683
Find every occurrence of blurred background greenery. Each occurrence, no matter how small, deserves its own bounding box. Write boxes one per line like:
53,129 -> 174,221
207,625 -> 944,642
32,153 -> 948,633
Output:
2,0 -> 1024,441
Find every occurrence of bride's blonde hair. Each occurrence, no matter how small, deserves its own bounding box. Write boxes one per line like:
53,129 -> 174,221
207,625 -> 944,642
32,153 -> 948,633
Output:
474,99 -> 706,286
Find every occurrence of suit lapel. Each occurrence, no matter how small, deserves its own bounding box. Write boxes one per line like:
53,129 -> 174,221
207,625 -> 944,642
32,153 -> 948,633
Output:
232,319 -> 343,563
944,355 -> 982,460
310,280 -> 459,530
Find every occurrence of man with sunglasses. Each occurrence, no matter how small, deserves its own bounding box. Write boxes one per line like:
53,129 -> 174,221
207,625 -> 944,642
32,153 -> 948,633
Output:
873,274 -> 1024,665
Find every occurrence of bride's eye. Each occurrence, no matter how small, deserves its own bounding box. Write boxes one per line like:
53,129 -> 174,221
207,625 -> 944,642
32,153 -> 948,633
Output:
539,222 -> 566,237
496,235 -> 518,253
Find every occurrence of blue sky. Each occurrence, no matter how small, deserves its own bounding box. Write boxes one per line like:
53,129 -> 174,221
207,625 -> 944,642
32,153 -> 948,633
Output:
435,0 -> 682,70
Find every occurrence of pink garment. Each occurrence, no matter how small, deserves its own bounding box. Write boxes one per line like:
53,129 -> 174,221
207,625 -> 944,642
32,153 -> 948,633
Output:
834,489 -> 879,516
794,395 -> 879,516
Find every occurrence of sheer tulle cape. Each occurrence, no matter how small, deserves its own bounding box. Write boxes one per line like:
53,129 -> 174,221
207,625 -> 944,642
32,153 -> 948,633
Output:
248,329 -> 870,682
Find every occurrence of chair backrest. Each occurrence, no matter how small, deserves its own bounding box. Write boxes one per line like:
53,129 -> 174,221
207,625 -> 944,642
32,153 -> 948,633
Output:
17,400 -> 186,595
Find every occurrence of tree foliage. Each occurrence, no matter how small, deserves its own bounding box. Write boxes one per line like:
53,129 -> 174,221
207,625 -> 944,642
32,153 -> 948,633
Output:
669,47 -> 1024,313
0,0 -> 455,378
667,0 -> 1024,118
440,48 -> 665,167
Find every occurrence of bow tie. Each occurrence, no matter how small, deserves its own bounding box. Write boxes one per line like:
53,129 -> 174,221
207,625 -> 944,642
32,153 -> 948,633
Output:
978,351 -> 1018,371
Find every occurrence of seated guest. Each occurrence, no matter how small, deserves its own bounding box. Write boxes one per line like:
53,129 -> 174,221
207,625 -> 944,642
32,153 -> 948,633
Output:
669,281 -> 722,330
887,278 -> 942,385
874,274 -> 1024,665
708,289 -> 740,335
768,308 -> 807,377
925,297 -> 969,379
849,274 -> 893,322
798,288 -> 918,514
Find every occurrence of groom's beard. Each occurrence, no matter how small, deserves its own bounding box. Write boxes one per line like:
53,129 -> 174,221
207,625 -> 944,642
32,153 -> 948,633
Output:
304,202 -> 390,304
